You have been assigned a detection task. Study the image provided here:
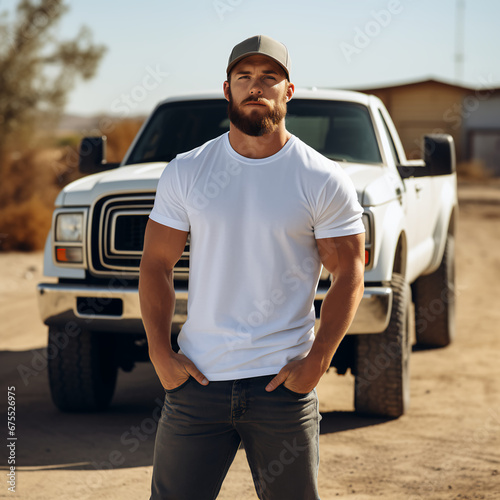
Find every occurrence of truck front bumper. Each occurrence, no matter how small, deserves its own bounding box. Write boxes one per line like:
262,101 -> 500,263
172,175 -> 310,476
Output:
37,283 -> 392,335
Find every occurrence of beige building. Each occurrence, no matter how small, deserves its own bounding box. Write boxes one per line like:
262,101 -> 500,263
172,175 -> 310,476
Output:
353,79 -> 500,175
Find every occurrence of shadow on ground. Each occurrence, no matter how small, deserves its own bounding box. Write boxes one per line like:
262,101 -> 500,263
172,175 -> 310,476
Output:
1,349 -> 389,471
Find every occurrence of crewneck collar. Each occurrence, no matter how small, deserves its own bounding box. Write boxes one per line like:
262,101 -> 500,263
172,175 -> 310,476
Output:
223,132 -> 296,164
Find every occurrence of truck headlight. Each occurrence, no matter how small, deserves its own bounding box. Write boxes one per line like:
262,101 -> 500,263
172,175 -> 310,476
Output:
361,212 -> 373,268
55,213 -> 84,242
55,246 -> 83,263
53,210 -> 87,265
362,214 -> 371,245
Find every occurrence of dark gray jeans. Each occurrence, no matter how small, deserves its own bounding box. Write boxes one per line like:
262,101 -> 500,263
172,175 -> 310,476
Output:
150,374 -> 321,500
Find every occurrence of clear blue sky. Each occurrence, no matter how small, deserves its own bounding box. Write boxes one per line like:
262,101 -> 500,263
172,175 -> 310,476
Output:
17,0 -> 500,116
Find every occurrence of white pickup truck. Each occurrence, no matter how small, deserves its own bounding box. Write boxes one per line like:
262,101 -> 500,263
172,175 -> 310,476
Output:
37,89 -> 457,417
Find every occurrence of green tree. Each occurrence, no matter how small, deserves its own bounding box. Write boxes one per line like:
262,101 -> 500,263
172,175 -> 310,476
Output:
0,0 -> 106,161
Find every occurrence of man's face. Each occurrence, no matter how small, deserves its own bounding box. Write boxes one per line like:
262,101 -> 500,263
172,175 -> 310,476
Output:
224,55 -> 292,137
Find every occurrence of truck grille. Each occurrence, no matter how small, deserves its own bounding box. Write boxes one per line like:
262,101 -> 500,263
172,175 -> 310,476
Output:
89,193 -> 190,279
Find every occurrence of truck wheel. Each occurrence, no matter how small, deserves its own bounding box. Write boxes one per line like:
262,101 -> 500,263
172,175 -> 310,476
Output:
354,273 -> 410,418
412,233 -> 455,347
48,328 -> 118,412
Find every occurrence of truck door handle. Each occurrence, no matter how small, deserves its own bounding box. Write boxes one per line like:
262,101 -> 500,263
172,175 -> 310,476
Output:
396,187 -> 403,205
415,183 -> 424,194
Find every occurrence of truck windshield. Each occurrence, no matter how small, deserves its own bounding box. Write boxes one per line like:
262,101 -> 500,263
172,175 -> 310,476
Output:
124,98 -> 382,165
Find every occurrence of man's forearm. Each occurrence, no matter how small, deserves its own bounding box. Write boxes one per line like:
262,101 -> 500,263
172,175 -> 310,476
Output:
307,273 -> 364,371
139,257 -> 208,388
139,259 -> 176,357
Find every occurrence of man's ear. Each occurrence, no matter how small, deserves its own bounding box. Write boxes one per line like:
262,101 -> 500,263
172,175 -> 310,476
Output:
223,81 -> 230,102
286,82 -> 295,102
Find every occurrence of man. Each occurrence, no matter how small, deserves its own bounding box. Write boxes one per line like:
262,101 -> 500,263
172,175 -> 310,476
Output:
139,35 -> 365,500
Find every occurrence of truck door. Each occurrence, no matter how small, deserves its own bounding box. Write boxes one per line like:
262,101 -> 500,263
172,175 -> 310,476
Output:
377,109 -> 434,280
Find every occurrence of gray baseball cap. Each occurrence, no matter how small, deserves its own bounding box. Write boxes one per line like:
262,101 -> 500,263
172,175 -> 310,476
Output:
226,35 -> 291,80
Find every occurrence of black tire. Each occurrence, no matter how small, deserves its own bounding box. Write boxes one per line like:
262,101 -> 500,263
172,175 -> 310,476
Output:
412,233 -> 455,347
47,328 -> 118,412
354,273 -> 411,418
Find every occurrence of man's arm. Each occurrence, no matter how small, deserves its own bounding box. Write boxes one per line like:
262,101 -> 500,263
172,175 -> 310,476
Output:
139,219 -> 208,390
266,233 -> 365,393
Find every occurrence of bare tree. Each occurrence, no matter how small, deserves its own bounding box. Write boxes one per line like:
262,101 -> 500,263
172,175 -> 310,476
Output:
0,0 -> 106,163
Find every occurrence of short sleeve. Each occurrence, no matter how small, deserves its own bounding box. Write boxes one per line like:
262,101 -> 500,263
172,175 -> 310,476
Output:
313,167 -> 365,239
149,159 -> 190,232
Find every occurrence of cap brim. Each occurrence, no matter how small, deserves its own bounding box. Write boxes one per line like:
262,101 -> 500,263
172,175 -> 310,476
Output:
226,53 -> 289,80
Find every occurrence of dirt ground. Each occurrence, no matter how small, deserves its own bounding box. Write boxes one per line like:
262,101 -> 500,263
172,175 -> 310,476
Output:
0,182 -> 499,500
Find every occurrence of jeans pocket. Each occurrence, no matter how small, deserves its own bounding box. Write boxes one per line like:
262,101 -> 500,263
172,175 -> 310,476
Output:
164,376 -> 193,393
279,383 -> 313,398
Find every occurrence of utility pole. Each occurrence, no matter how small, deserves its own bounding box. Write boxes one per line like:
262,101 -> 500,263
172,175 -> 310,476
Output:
455,0 -> 465,81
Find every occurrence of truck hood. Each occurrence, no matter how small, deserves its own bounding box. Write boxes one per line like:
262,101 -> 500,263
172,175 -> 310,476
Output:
57,161 -> 401,208
340,163 -> 402,207
55,162 -> 168,206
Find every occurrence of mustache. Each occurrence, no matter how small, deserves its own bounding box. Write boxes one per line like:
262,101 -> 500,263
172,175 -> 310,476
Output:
241,96 -> 267,104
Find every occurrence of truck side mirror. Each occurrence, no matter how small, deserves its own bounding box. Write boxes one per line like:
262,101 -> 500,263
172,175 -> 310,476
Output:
424,134 -> 456,176
79,136 -> 120,174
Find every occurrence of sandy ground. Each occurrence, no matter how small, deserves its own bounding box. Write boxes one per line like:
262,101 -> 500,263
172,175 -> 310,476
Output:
0,182 -> 499,500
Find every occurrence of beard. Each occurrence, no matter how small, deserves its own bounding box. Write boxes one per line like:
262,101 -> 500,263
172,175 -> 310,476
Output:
227,88 -> 287,137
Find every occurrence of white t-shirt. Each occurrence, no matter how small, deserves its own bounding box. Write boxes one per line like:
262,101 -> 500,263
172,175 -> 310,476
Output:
149,132 -> 364,381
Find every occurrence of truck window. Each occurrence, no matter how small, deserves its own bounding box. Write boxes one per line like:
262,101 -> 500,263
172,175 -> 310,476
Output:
378,109 -> 401,165
125,100 -> 230,165
287,100 -> 382,164
124,98 -> 382,165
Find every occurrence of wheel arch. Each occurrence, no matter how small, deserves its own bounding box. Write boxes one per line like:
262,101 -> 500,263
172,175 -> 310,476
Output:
364,200 -> 408,283
425,199 -> 458,276
392,231 -> 408,279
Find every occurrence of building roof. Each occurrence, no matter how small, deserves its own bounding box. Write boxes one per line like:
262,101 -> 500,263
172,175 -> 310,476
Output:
347,77 -> 500,94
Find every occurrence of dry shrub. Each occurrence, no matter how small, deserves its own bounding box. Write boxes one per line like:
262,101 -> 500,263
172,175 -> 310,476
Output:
0,194 -> 54,251
0,147 -> 83,252
0,117 -> 145,252
1,149 -> 64,205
